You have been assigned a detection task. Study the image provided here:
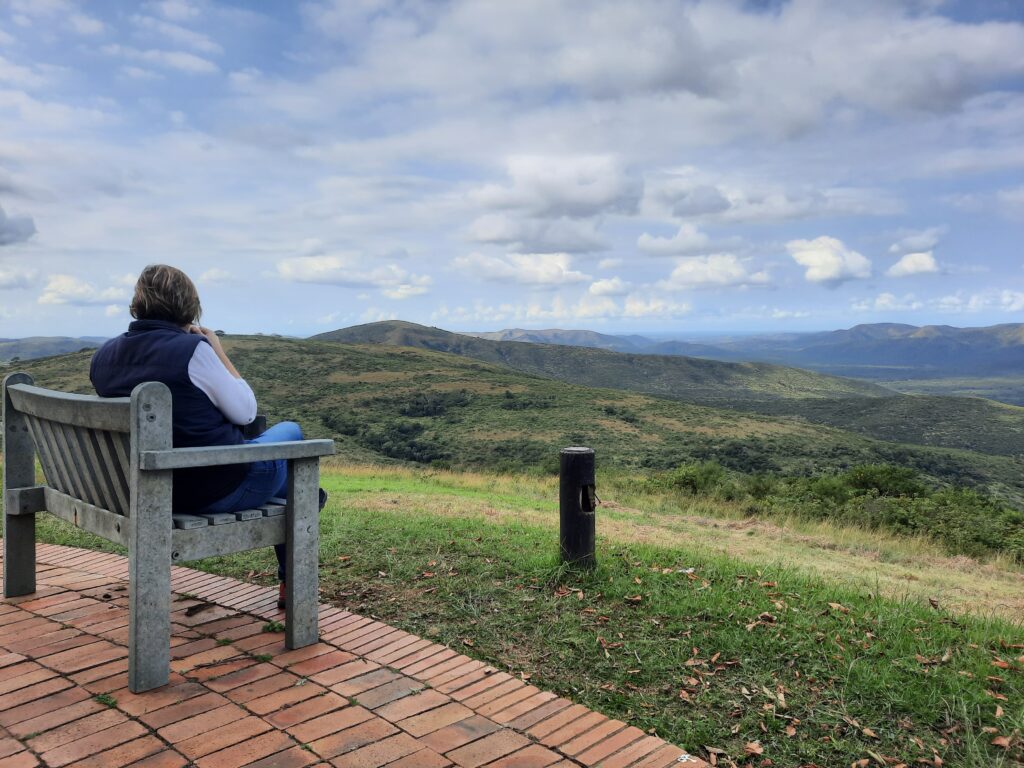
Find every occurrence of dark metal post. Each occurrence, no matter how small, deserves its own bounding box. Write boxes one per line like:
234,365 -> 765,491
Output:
560,446 -> 596,568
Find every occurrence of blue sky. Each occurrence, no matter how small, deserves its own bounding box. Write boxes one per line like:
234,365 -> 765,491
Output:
0,0 -> 1022,337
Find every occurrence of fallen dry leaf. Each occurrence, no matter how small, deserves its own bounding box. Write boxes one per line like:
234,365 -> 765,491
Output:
744,741 -> 763,756
991,735 -> 1011,749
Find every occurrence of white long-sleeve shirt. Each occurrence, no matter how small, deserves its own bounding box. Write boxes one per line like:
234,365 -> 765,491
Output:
186,341 -> 257,425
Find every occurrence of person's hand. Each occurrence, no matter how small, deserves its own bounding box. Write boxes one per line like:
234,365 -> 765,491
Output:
188,324 -> 224,353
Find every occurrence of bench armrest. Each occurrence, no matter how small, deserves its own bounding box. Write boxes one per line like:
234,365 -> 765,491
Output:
139,439 -> 335,470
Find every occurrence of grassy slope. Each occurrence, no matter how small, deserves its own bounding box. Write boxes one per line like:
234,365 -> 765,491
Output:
313,322 -> 1024,460
886,377 -> 1024,407
14,340 -> 1024,509
29,466 -> 1024,767
311,321 -> 892,403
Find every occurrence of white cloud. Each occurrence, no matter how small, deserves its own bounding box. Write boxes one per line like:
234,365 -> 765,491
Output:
101,44 -> 218,75
597,258 -> 622,270
472,155 -> 639,218
0,204 -> 36,246
452,252 -> 590,288
131,15 -> 223,55
69,13 -> 104,36
660,254 -> 770,290
432,291 -> 688,324
645,169 -> 902,224
636,223 -> 711,256
934,290 -> 1024,313
588,277 -> 630,296
275,255 -> 432,298
887,251 -> 939,277
889,227 -> 945,254
38,275 -> 129,306
852,292 -> 923,312
786,236 -> 872,286
154,0 -> 200,22
361,307 -> 399,322
0,267 -> 35,289
622,294 -> 690,318
104,304 -> 123,317
199,268 -> 231,283
468,214 -> 607,253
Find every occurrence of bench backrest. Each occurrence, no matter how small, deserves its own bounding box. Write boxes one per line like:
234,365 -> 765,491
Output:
5,379 -> 134,516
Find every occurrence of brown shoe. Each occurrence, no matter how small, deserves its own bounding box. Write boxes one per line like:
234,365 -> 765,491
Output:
277,582 -> 286,610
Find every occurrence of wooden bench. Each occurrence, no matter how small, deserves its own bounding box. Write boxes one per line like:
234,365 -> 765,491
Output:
2,372 -> 335,692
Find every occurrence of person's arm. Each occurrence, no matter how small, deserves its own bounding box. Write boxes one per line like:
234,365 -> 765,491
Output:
189,325 -> 242,377
186,335 -> 257,425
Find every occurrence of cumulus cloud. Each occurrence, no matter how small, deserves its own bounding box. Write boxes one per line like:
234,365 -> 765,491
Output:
38,275 -> 129,306
934,290 -> 1024,313
0,267 -> 35,289
0,205 -> 36,246
889,226 -> 945,254
101,44 -> 218,74
589,277 -> 630,296
131,15 -> 222,54
852,292 -> 923,312
275,255 -> 432,298
645,169 -> 902,224
472,155 -> 640,218
636,223 -> 711,256
432,291 -> 688,325
660,254 -> 769,290
452,252 -> 590,288
887,251 -> 939,277
786,236 -> 872,286
199,268 -> 231,283
468,214 -> 607,253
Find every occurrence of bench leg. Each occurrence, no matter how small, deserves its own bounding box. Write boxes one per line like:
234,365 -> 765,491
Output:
128,536 -> 171,692
286,457 -> 319,648
3,513 -> 36,598
3,372 -> 37,598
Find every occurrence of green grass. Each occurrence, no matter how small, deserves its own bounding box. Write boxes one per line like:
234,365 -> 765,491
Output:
28,468 -> 1024,767
15,339 -> 1024,511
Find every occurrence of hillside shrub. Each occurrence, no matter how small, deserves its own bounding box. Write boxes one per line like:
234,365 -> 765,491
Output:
357,420 -> 448,464
668,460 -> 727,494
399,390 -> 472,417
845,464 -> 926,497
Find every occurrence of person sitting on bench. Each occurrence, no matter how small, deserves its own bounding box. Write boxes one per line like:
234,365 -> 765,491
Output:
90,263 -> 321,608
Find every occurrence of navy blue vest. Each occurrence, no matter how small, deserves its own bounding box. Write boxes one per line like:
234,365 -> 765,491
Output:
90,319 -> 248,512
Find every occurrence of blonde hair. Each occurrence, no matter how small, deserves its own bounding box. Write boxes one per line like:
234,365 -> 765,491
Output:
129,265 -> 202,325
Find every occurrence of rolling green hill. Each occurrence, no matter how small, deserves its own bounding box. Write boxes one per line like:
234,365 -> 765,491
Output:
0,335 -> 105,362
313,321 -> 1024,459
312,320 -> 891,404
13,337 -> 1024,509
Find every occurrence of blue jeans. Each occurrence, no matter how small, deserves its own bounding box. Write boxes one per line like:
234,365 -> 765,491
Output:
202,421 -> 303,581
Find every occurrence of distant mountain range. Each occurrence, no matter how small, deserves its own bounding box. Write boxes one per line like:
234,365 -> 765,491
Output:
0,336 -> 106,363
313,321 -> 1024,458
312,321 -> 888,407
467,323 -> 1024,378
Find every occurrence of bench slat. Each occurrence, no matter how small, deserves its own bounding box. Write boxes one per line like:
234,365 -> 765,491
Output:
7,383 -> 131,433
44,487 -> 129,546
139,439 -> 335,470
171,515 -> 287,562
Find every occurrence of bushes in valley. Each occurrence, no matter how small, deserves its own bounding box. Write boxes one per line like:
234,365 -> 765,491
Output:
500,391 -> 555,410
399,390 -> 472,417
652,461 -> 1024,562
356,420 -> 449,464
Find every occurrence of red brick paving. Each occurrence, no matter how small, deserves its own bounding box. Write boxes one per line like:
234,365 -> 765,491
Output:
0,543 -> 705,768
